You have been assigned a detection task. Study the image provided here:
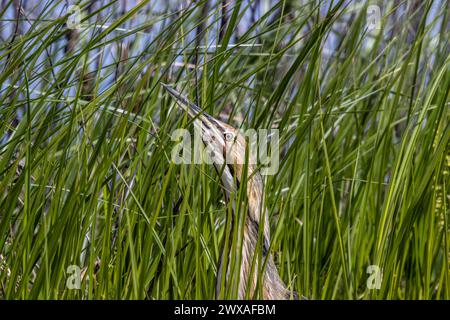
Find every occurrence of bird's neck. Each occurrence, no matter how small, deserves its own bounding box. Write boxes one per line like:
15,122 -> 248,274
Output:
219,170 -> 290,299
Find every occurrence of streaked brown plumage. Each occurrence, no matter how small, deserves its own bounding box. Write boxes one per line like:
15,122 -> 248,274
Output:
163,84 -> 297,300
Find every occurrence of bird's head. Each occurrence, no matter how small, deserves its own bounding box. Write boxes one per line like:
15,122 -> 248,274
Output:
163,84 -> 255,194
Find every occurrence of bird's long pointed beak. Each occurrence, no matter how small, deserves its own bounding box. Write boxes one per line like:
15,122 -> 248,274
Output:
162,83 -> 226,136
161,83 -> 202,120
162,83 -> 236,193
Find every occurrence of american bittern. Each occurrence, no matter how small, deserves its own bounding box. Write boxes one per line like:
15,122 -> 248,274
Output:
163,84 -> 297,300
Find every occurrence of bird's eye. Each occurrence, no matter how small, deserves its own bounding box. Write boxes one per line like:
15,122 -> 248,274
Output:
224,132 -> 234,141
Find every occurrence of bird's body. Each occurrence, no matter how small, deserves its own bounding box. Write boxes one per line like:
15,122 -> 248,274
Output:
163,84 -> 296,300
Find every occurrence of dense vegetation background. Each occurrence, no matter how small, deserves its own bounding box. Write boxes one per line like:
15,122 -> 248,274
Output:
0,0 -> 449,299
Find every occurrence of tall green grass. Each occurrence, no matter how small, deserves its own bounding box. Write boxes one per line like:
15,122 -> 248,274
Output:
0,0 -> 449,299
